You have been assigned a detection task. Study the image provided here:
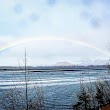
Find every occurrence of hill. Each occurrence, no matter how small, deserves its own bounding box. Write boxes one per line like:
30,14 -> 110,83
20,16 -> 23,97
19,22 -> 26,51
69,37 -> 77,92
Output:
55,61 -> 73,66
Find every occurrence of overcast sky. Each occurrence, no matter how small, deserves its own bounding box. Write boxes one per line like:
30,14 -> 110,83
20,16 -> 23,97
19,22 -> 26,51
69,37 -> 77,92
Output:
0,0 -> 110,66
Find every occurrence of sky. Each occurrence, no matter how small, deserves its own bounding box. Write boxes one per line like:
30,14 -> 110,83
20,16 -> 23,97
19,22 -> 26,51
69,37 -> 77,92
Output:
0,0 -> 110,66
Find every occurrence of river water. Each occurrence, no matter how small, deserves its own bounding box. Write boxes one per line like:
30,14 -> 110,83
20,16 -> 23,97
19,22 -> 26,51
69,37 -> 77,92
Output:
0,69 -> 109,110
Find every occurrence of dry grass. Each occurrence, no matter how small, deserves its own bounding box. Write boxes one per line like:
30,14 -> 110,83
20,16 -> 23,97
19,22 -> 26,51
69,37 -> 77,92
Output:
101,104 -> 110,110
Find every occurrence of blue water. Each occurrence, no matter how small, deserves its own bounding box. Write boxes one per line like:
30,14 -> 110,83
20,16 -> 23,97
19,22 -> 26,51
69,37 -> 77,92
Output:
0,69 -> 109,110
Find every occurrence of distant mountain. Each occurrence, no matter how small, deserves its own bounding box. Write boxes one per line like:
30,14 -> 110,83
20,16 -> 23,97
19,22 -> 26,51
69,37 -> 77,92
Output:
80,59 -> 109,66
55,61 -> 73,66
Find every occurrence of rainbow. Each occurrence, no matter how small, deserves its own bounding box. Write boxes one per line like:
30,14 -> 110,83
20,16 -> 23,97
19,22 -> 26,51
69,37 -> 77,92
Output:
0,36 -> 110,57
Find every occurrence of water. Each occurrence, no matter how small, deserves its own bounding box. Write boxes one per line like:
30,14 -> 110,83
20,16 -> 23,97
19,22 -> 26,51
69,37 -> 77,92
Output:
0,69 -> 109,109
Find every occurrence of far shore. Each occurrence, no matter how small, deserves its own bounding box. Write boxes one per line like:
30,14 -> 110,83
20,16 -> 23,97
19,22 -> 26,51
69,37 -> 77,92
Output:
0,65 -> 108,72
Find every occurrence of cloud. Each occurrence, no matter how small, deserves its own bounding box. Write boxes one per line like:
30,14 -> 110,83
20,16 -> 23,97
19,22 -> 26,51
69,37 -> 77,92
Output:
29,13 -> 39,22
0,38 -> 108,66
0,0 -> 110,65
80,11 -> 91,20
99,0 -> 110,5
47,0 -> 57,6
82,0 -> 94,6
14,4 -> 23,14
0,21 -> 20,36
90,18 -> 100,28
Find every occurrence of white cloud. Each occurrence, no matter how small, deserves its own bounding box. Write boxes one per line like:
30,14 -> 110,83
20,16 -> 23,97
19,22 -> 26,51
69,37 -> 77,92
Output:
0,0 -> 110,65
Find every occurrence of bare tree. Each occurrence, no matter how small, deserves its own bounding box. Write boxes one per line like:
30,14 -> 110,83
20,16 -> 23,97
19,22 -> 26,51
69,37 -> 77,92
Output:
0,50 -> 44,110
